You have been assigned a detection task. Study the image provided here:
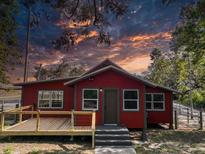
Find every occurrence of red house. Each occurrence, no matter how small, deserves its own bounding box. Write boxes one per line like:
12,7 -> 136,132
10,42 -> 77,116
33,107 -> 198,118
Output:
15,59 -> 177,129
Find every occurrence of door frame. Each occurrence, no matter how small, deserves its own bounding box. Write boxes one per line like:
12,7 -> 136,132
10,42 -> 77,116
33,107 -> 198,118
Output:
102,88 -> 120,125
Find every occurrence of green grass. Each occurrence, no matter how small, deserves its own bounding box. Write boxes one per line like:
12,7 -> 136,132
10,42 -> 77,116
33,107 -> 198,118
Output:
135,131 -> 205,154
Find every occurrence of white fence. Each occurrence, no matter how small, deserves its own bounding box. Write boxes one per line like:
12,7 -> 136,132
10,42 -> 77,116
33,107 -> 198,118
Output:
0,95 -> 21,124
173,102 -> 204,130
0,95 -> 21,111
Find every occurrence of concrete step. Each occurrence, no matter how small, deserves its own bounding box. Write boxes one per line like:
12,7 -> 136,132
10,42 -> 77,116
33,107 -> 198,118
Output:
95,134 -> 130,140
96,127 -> 129,134
95,139 -> 132,146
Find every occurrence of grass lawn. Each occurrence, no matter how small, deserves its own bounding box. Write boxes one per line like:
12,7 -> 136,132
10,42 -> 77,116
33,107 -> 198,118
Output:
133,130 -> 205,154
0,136 -> 94,154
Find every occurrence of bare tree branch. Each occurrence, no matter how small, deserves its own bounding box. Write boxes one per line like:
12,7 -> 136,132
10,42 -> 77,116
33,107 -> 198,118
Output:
63,0 -> 80,20
93,0 -> 97,25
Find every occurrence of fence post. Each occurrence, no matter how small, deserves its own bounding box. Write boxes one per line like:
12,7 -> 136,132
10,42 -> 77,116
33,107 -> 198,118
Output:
199,110 -> 203,130
92,111 -> 96,148
0,112 -> 4,131
36,110 -> 40,132
174,110 -> 178,129
31,105 -> 34,118
71,110 -> 74,130
19,108 -> 23,123
187,108 -> 189,125
15,104 -> 19,122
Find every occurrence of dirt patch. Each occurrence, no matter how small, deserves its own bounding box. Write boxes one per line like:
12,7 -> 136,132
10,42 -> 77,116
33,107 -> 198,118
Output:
0,136 -> 94,154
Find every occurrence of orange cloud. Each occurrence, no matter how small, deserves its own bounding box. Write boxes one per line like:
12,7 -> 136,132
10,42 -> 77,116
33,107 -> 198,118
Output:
75,31 -> 98,44
56,20 -> 92,29
118,55 -> 151,73
129,32 -> 172,42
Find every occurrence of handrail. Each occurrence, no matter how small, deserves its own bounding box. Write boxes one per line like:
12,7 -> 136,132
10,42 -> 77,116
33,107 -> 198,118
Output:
0,106 -> 96,148
2,105 -> 33,113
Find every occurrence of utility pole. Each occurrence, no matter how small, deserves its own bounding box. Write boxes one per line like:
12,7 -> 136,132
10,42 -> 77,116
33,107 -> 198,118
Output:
23,1 -> 31,82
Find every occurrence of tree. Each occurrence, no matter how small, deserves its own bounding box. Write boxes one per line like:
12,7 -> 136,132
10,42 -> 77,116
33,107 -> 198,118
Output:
145,0 -> 205,107
171,0 -> 205,107
0,0 -> 20,83
143,48 -> 177,88
34,59 -> 85,80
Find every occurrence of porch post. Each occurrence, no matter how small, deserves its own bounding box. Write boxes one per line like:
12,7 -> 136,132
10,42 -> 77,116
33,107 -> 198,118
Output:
169,92 -> 174,129
141,86 -> 147,141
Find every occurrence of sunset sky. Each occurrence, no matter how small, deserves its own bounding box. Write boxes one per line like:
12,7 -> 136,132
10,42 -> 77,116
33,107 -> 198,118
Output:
9,0 -> 193,82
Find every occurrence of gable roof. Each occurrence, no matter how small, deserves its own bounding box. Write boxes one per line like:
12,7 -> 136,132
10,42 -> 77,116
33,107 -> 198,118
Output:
14,76 -> 79,86
0,82 -> 21,90
64,65 -> 179,93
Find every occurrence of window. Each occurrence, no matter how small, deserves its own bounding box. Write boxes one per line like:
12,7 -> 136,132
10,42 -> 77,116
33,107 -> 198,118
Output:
82,89 -> 99,110
123,89 -> 139,111
145,93 -> 165,111
38,90 -> 63,109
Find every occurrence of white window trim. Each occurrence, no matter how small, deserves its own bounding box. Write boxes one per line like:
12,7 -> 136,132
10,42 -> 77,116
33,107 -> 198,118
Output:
38,90 -> 64,109
145,93 -> 165,111
123,89 -> 139,111
82,88 -> 99,111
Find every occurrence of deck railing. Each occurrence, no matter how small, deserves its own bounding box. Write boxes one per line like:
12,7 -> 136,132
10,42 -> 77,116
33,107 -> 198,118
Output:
0,105 -> 96,148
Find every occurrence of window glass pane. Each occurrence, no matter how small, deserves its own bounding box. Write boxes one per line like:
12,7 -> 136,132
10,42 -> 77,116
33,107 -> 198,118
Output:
51,91 -> 57,99
124,101 -> 138,110
58,91 -> 63,99
39,100 -> 49,107
153,94 -> 164,101
84,100 -> 97,109
42,91 -> 50,99
124,90 -> 138,99
146,102 -> 152,109
153,102 -> 164,109
52,100 -> 62,107
84,90 -> 98,99
38,90 -> 63,108
145,94 -> 152,101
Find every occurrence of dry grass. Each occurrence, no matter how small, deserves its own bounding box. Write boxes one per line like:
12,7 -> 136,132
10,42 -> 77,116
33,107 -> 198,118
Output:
0,136 -> 94,154
132,130 -> 205,154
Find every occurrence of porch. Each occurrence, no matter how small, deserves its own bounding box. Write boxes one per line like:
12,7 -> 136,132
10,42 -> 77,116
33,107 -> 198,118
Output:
0,105 -> 96,148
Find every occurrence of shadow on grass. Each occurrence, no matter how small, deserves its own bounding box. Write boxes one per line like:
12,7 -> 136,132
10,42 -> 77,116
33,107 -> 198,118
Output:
28,145 -> 93,154
0,136 -> 91,144
149,131 -> 205,144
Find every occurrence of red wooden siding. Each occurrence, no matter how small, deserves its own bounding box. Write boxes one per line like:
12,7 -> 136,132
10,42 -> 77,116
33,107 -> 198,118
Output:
74,69 -> 145,128
20,69 -> 173,129
145,86 -> 173,124
22,80 -> 74,111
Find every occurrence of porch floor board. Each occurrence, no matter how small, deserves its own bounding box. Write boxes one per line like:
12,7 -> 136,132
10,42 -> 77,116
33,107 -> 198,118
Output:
4,118 -> 92,132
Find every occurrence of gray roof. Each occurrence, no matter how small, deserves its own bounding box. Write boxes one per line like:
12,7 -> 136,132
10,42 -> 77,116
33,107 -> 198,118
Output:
0,83 -> 21,90
14,76 -> 79,86
64,65 -> 179,93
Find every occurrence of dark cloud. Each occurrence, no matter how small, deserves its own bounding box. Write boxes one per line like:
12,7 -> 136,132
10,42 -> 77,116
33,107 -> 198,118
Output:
9,0 -> 193,82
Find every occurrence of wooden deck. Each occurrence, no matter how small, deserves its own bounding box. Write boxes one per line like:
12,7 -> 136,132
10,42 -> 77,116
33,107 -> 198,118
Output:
0,105 -> 96,147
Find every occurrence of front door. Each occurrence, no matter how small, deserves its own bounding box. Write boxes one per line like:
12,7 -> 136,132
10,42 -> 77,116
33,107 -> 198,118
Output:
104,89 -> 118,124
